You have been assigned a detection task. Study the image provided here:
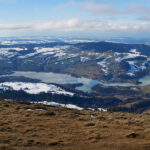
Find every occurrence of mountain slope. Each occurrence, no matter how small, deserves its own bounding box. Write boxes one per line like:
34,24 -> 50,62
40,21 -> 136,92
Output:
1,41 -> 150,82
1,100 -> 150,150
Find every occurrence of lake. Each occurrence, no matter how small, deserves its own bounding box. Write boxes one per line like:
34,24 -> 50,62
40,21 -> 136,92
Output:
6,71 -> 150,92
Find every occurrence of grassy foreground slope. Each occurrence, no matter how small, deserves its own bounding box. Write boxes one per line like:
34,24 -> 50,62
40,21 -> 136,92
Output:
0,100 -> 150,150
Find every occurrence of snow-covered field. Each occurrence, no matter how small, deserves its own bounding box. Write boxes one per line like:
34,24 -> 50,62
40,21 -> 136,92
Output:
32,101 -> 107,111
96,49 -> 149,76
0,40 -> 56,45
0,82 -> 74,96
114,49 -> 147,62
0,47 -> 27,58
97,56 -> 112,75
18,45 -> 79,61
36,101 -> 83,110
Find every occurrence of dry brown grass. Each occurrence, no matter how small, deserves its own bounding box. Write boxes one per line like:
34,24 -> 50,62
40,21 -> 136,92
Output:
0,100 -> 150,150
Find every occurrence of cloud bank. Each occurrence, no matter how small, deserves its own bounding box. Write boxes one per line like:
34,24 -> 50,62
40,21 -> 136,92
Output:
0,18 -> 150,36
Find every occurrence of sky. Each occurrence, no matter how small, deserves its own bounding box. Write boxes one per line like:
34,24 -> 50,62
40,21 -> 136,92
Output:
0,0 -> 150,38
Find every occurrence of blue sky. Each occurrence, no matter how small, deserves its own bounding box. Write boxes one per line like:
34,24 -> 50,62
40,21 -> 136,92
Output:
0,0 -> 150,38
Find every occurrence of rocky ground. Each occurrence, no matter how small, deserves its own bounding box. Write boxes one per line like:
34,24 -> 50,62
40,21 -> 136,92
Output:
1,100 -> 150,150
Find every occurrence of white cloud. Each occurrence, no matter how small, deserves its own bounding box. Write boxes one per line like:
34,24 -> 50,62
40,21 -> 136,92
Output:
0,19 -> 150,36
83,1 -> 123,15
34,19 -> 80,31
82,1 -> 150,16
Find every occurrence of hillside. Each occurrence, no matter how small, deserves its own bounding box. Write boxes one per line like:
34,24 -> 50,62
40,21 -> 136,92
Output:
1,41 -> 150,83
1,100 -> 150,150
2,40 -> 150,113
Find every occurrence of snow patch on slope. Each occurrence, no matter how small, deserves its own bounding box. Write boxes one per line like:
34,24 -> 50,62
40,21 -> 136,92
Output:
127,60 -> 147,76
114,49 -> 147,62
0,82 -> 74,96
32,101 -> 107,111
19,46 -> 69,58
0,47 -> 27,58
97,56 -> 112,74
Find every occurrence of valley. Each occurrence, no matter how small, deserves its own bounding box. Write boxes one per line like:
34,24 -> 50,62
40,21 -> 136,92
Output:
2,0 -> 150,149
1,39 -> 150,113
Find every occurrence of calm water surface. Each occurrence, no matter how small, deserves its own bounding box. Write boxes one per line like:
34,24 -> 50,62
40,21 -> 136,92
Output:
7,71 -> 150,92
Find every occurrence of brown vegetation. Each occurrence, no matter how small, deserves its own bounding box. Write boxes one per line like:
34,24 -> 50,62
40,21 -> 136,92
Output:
0,100 -> 150,150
